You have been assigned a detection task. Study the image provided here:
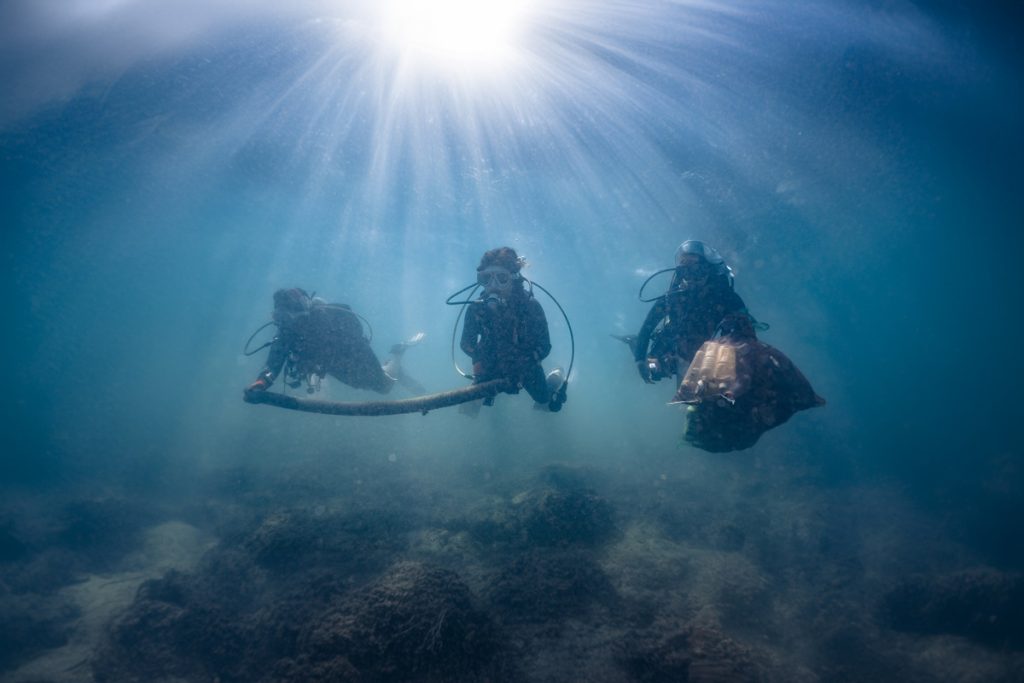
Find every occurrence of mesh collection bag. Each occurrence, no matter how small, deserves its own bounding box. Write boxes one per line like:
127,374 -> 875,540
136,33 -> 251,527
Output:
675,337 -> 825,452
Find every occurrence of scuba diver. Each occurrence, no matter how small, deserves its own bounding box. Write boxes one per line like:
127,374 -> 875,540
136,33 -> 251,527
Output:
626,240 -> 750,385
614,240 -> 824,451
458,247 -> 567,412
245,288 -> 423,397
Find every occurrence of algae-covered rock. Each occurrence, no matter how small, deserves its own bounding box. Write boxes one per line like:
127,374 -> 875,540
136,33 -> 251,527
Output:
470,487 -> 616,549
241,508 -> 411,576
302,561 -> 503,681
94,570 -> 256,682
485,550 -> 617,624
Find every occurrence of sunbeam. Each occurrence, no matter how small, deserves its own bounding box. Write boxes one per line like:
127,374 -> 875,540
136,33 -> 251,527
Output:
237,1 -> 777,263
374,0 -> 535,75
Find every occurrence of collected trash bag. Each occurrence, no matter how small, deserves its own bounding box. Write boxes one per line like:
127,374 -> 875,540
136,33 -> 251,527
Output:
675,326 -> 825,452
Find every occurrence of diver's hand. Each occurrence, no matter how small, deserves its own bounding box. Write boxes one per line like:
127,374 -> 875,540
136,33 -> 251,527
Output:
247,377 -> 269,392
637,359 -> 655,384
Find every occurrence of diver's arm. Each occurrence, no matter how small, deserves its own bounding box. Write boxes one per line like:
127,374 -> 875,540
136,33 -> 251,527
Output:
634,299 -> 666,363
460,304 -> 481,358
525,298 -> 552,362
256,335 -> 289,386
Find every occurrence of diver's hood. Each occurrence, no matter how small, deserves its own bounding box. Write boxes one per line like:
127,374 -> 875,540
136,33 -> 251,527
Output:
674,240 -> 733,281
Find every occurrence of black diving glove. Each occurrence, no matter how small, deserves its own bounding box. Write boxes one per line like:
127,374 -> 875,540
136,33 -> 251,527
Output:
637,359 -> 656,384
548,382 -> 568,412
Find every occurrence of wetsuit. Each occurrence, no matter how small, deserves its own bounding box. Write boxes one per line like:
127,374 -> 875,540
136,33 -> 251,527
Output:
461,291 -> 552,403
634,282 -> 748,377
257,302 -> 393,394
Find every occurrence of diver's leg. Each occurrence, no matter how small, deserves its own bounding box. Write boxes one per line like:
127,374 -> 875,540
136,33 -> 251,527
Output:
524,364 -> 552,405
382,332 -> 426,394
459,397 -> 483,417
527,365 -> 567,411
389,331 -> 425,356
460,366 -> 497,416
396,371 -> 426,395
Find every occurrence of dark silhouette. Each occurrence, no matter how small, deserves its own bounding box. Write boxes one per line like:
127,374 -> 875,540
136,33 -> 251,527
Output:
246,288 -> 420,397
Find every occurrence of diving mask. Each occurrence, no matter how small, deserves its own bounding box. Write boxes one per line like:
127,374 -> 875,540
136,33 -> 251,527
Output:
477,267 -> 515,288
673,260 -> 714,290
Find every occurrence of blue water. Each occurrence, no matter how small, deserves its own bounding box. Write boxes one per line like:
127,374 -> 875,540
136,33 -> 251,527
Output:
2,1 -> 1022,680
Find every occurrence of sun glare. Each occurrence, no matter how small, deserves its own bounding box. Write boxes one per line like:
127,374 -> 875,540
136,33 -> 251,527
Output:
376,0 -> 534,74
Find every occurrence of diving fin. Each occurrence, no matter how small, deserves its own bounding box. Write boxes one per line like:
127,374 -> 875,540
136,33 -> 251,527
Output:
390,331 -> 425,355
385,332 -> 426,393
397,371 -> 426,396
610,333 -> 639,357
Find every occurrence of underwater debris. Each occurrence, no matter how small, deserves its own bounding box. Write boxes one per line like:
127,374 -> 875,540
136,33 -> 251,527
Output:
678,338 -> 824,453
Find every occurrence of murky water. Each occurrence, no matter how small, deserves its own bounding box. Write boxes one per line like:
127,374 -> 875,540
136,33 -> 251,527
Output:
2,2 -> 1022,681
